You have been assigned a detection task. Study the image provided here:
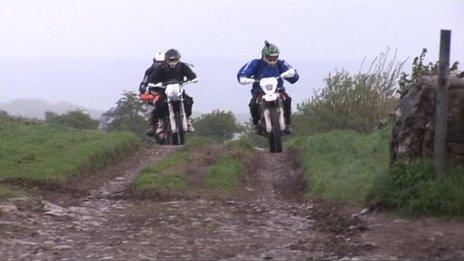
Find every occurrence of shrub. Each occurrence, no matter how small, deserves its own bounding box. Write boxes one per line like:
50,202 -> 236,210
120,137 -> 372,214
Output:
370,160 -> 464,217
398,48 -> 460,96
294,48 -> 404,135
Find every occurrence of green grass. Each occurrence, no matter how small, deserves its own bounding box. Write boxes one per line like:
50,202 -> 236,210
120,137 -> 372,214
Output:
133,137 -> 211,192
205,154 -> 243,190
289,128 -> 390,205
290,127 -> 464,218
204,139 -> 254,191
0,119 -> 139,184
134,138 -> 253,194
370,161 -> 464,217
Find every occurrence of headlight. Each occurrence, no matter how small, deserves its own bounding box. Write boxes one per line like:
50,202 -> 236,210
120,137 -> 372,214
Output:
265,84 -> 273,91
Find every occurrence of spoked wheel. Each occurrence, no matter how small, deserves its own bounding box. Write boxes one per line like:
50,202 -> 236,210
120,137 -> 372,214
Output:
268,107 -> 282,153
173,111 -> 185,145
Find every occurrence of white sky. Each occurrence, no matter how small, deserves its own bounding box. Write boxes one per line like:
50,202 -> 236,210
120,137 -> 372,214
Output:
0,0 -> 463,113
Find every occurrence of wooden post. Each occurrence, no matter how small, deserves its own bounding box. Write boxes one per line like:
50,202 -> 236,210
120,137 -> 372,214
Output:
433,30 -> 451,179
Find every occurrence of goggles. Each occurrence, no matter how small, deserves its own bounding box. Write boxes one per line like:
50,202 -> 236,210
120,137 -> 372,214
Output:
167,57 -> 179,66
265,55 -> 278,62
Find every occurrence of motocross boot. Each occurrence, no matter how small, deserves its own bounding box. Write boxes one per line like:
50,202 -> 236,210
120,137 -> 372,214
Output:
284,125 -> 293,134
146,128 -> 156,138
156,119 -> 166,134
187,118 -> 195,132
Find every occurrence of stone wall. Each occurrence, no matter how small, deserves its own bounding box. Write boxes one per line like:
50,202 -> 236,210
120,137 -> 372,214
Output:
390,73 -> 464,165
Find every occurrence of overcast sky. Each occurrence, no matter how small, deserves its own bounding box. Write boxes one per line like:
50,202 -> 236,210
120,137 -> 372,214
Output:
0,0 -> 463,114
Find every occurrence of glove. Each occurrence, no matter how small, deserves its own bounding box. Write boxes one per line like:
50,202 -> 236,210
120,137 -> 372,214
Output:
280,68 -> 296,79
239,77 -> 255,85
139,85 -> 147,94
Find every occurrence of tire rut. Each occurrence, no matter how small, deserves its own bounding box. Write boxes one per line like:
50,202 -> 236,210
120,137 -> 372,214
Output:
0,147 -> 363,259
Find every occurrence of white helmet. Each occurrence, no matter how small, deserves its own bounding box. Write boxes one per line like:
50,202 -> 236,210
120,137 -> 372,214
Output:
153,51 -> 164,62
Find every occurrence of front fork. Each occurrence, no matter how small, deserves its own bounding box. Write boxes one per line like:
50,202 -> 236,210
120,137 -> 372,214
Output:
167,100 -> 188,133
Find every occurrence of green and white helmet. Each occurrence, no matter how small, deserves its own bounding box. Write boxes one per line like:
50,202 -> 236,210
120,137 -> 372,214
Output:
261,41 -> 279,65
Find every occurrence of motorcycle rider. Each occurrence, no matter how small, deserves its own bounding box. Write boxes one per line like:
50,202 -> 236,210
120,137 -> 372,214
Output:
146,48 -> 198,133
237,41 -> 299,134
139,51 -> 165,136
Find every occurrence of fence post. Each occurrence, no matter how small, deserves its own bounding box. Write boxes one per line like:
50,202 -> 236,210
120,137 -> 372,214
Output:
433,29 -> 451,179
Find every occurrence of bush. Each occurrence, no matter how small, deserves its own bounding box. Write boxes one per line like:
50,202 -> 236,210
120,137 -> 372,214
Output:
193,110 -> 243,141
45,109 -> 99,130
294,48 -> 404,135
370,161 -> 464,217
398,48 -> 460,96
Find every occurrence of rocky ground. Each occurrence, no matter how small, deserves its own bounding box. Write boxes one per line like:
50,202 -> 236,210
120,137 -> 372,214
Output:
1,145 -> 464,260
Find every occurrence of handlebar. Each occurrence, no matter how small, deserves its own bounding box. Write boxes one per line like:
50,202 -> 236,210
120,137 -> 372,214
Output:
147,78 -> 198,89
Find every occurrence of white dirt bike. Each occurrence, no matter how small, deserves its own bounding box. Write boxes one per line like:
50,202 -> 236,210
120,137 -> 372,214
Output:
147,79 -> 196,145
256,76 -> 287,153
243,69 -> 295,153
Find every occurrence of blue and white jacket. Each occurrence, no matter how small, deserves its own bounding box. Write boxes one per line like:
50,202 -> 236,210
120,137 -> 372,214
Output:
237,59 -> 299,95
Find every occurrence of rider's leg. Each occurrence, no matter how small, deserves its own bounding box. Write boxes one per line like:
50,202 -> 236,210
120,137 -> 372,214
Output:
146,108 -> 157,136
280,91 -> 293,134
248,95 -> 260,126
154,92 -> 167,134
182,92 -> 195,132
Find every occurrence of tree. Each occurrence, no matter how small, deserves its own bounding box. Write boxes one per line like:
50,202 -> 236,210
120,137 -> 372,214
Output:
193,110 -> 243,141
101,91 -> 149,136
45,109 -> 99,130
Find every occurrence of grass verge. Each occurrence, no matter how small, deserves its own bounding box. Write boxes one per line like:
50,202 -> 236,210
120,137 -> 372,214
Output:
369,161 -> 464,217
0,119 -> 139,185
290,127 -> 464,218
288,128 -> 390,206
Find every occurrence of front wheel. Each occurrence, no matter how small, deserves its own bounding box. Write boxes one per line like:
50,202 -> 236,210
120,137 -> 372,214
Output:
171,110 -> 185,145
269,107 -> 282,153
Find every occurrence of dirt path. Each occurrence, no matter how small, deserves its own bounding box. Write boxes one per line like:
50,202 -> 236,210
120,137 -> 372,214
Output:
1,147 -> 464,259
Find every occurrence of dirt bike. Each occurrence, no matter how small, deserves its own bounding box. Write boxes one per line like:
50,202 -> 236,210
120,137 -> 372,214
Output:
256,76 -> 287,153
142,80 -> 196,146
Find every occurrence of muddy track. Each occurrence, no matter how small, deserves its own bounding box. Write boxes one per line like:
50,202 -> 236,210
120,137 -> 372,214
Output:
1,146 -> 464,259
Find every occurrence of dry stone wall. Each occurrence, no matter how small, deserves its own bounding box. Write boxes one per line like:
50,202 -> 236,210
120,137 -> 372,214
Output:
391,73 -> 464,165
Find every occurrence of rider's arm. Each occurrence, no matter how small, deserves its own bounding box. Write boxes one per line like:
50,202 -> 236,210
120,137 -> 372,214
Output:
147,65 -> 164,86
182,63 -> 198,82
237,59 -> 259,85
139,66 -> 153,93
278,60 -> 299,84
